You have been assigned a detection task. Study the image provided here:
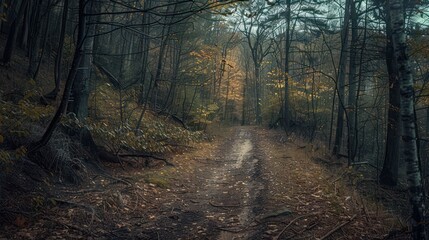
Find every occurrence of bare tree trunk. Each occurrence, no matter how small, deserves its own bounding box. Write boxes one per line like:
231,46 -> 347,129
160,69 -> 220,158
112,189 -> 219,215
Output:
30,0 -> 86,153
332,0 -> 351,156
138,0 -> 152,104
1,0 -> 28,64
347,0 -> 358,163
32,0 -> 52,81
223,70 -> 231,122
70,0 -> 96,120
255,65 -> 262,125
47,0 -> 69,98
283,0 -> 291,129
27,0 -> 42,76
380,3 -> 401,186
390,0 -> 426,238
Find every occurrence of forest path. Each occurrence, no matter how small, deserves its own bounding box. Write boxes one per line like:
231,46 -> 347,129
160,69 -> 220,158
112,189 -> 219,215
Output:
1,127 -> 398,239
138,126 -> 393,239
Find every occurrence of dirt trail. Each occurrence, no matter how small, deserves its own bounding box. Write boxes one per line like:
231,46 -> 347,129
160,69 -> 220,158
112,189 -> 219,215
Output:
202,128 -> 263,240
0,126 -> 402,239
152,126 -> 398,239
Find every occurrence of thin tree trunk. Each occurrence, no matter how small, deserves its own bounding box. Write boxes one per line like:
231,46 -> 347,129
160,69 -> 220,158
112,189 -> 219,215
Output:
255,65 -> 262,125
2,0 -> 28,64
332,0 -> 351,156
283,0 -> 291,129
32,1 -> 52,81
135,74 -> 154,131
347,0 -> 358,163
152,0 -> 176,108
30,0 -> 86,153
27,0 -> 42,76
47,0 -> 69,98
138,0 -> 152,104
223,70 -> 231,122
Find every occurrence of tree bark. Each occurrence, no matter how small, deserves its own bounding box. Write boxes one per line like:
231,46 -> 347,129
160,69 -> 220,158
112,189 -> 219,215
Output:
30,0 -> 86,153
1,0 -> 28,64
390,0 -> 426,238
50,0 -> 69,98
332,0 -> 351,156
70,0 -> 96,120
283,0 -> 291,129
27,0 -> 42,76
347,0 -> 358,163
138,0 -> 152,104
380,2 -> 401,186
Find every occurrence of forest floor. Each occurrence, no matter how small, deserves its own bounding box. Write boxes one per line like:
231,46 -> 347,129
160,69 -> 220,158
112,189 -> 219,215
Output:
0,126 -> 410,239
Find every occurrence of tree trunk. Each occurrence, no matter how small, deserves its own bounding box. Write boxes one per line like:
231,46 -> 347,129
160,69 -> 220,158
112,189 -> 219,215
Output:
332,0 -> 351,156
27,0 -> 42,76
50,0 -> 69,98
31,0 -> 52,81
138,0 -> 152,104
347,0 -> 358,163
30,0 -> 86,153
283,0 -> 291,129
152,0 -> 176,109
70,0 -> 96,120
390,0 -> 426,238
380,3 -> 401,186
1,0 -> 28,64
255,64 -> 262,125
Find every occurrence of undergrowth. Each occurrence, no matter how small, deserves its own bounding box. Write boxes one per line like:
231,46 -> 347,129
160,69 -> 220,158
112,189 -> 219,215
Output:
88,81 -> 204,154
0,72 -> 206,185
0,84 -> 54,168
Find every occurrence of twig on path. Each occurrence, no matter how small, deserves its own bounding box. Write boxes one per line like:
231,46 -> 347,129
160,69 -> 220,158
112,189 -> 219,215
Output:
105,175 -> 133,186
257,208 -> 292,221
60,188 -> 104,194
216,227 -> 245,233
274,213 -> 317,240
209,201 -> 241,208
119,153 -> 174,166
319,214 -> 357,240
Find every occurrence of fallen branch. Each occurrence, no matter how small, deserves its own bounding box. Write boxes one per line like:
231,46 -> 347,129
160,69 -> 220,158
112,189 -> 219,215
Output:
119,153 -> 174,166
274,213 -> 317,240
209,201 -> 241,208
102,174 -> 133,186
319,215 -> 357,240
257,208 -> 292,221
61,188 -> 104,194
216,227 -> 245,233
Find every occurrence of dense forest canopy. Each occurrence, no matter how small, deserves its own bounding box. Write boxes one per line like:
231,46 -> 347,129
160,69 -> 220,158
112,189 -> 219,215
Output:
1,0 -> 429,239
